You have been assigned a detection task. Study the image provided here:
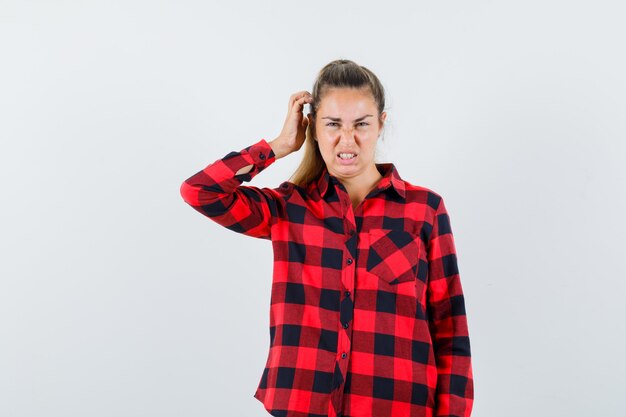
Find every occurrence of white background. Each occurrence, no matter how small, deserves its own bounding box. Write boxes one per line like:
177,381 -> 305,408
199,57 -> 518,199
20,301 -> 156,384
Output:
1,1 -> 625,416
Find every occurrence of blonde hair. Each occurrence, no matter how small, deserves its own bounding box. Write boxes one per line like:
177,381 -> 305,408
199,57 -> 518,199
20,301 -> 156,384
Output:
288,59 -> 387,187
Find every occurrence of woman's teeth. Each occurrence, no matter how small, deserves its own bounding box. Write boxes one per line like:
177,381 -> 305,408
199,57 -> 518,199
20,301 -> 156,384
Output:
339,153 -> 356,159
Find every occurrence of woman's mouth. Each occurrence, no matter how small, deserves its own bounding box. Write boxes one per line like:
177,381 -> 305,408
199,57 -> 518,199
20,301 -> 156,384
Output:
337,152 -> 357,164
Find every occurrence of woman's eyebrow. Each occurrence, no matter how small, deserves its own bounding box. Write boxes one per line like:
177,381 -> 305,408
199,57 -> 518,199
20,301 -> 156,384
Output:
321,114 -> 373,122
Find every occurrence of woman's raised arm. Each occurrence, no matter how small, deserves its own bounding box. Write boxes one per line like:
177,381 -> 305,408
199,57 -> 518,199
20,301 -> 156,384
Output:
180,91 -> 314,240
179,138 -> 289,240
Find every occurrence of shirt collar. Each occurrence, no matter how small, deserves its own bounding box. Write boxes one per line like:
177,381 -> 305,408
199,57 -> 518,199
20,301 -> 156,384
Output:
317,162 -> 406,199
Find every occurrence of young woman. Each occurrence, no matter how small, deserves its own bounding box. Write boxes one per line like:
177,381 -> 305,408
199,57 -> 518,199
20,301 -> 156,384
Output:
180,59 -> 474,417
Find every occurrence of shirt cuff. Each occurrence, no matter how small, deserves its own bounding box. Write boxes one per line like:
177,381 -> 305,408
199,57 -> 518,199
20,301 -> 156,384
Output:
240,138 -> 276,175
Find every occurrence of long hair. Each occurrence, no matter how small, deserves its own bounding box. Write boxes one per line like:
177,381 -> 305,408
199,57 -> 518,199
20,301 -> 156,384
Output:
288,59 -> 387,188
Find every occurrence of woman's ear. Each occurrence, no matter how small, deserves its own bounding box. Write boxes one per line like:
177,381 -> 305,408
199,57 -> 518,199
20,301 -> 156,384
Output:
379,111 -> 387,135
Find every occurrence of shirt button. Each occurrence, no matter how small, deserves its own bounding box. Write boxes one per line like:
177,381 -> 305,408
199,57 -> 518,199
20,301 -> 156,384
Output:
341,352 -> 347,359
349,229 -> 355,236
259,152 -> 265,160
343,322 -> 349,329
346,258 -> 353,265
344,290 -> 350,297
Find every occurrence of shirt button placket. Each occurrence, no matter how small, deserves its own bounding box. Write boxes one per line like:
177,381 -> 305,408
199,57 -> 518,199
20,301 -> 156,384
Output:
335,237 -> 355,401
334,218 -> 357,416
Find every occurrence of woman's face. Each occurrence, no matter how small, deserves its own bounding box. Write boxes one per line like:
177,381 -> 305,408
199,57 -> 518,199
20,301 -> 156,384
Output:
311,87 -> 386,181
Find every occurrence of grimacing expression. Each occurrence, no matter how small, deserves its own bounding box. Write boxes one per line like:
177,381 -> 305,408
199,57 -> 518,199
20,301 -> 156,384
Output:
312,87 -> 386,179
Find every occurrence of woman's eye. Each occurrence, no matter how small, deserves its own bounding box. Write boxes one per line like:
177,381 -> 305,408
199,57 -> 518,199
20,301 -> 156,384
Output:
326,122 -> 369,127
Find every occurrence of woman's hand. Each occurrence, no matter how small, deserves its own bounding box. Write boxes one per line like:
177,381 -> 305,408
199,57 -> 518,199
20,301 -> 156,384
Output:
269,91 -> 314,159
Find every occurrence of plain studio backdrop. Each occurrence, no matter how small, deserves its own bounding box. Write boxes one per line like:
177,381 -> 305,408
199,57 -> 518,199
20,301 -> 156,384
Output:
1,1 -> 624,416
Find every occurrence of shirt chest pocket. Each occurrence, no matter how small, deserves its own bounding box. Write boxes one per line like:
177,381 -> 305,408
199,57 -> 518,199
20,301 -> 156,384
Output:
365,229 -> 424,285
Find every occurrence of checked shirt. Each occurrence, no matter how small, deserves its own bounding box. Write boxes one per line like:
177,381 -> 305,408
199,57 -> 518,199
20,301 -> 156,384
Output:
180,138 -> 474,417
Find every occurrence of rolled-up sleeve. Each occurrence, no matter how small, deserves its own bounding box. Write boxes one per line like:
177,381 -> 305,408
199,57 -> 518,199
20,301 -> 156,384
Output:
426,194 -> 474,417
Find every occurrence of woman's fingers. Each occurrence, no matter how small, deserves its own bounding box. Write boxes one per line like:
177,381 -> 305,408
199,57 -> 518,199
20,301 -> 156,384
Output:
290,91 -> 312,110
292,95 -> 313,112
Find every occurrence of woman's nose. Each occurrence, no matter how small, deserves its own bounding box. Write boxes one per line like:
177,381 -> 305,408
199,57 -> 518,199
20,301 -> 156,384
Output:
340,127 -> 356,140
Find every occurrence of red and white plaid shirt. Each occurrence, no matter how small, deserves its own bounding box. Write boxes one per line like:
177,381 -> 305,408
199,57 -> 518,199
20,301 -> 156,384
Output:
180,138 -> 474,417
